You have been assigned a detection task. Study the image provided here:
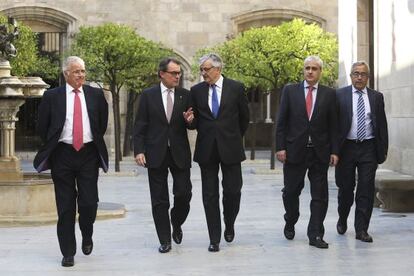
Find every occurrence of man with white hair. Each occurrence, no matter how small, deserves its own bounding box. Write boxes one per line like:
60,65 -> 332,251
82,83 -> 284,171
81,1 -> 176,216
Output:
34,56 -> 109,266
190,53 -> 250,252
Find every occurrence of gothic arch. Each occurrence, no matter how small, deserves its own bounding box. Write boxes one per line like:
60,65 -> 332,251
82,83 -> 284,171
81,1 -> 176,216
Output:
1,6 -> 78,36
231,8 -> 326,34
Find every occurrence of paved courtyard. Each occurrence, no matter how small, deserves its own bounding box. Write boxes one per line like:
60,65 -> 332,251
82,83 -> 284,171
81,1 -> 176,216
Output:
1,152 -> 414,275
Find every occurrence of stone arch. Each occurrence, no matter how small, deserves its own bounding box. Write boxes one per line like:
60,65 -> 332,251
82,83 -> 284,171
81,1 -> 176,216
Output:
231,8 -> 327,35
0,6 -> 78,48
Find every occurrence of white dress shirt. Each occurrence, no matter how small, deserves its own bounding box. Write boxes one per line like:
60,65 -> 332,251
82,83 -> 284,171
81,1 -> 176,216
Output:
59,84 -> 93,144
209,75 -> 224,111
160,82 -> 175,116
303,80 -> 318,119
347,86 -> 374,140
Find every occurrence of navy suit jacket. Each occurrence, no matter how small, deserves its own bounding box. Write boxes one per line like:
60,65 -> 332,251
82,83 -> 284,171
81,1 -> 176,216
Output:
336,85 -> 388,164
133,85 -> 192,169
190,77 -> 250,164
276,81 -> 338,164
33,85 -> 109,172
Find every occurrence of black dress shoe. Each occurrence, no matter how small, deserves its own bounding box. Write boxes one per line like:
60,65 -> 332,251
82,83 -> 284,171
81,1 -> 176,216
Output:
172,226 -> 183,244
336,219 -> 347,235
356,231 -> 373,243
283,223 -> 295,240
82,239 -> 93,255
61,256 -> 74,267
158,243 -> 172,253
224,227 -> 235,243
208,243 -> 220,252
309,236 -> 329,249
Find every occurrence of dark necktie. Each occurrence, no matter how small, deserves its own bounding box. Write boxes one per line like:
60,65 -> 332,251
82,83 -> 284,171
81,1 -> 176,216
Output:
306,86 -> 313,119
72,89 -> 83,151
211,84 -> 219,118
356,90 -> 366,140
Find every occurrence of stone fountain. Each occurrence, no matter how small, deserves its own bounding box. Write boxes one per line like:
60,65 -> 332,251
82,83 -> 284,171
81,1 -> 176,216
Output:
0,19 -> 125,226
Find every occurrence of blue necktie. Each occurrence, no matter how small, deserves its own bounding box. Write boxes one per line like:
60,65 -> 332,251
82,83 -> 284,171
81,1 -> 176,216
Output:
356,90 -> 366,141
211,84 -> 219,118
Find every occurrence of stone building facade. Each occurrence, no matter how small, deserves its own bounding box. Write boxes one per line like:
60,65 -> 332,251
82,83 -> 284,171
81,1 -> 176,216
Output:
3,1 -> 414,176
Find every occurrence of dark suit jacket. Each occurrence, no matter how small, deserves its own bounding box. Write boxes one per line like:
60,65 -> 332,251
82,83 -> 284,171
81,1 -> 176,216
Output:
133,85 -> 192,169
33,85 -> 109,172
336,85 -> 388,164
276,82 -> 338,164
190,77 -> 250,164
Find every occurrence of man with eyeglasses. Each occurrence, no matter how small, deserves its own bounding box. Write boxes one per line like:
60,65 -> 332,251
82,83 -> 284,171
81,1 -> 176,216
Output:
190,53 -> 249,252
34,56 -> 109,267
134,57 -> 194,253
335,61 -> 388,243
276,56 -> 338,249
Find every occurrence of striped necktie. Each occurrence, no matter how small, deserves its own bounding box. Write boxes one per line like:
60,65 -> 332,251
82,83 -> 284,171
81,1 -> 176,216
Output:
356,90 -> 366,141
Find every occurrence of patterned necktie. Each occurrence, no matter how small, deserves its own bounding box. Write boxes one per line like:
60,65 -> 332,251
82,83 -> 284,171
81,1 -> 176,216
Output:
72,89 -> 83,151
166,89 -> 173,123
306,86 -> 313,119
356,90 -> 366,140
211,84 -> 219,118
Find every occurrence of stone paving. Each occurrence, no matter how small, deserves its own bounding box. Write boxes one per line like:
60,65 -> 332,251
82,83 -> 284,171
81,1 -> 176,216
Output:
1,151 -> 413,275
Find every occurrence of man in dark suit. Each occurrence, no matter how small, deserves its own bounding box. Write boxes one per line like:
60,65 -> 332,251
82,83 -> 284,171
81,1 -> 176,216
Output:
134,58 -> 193,253
276,56 -> 338,249
34,56 -> 109,266
335,61 -> 388,243
190,53 -> 250,252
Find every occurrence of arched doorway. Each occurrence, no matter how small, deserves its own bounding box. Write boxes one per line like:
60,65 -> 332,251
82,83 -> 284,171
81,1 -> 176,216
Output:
1,6 -> 77,151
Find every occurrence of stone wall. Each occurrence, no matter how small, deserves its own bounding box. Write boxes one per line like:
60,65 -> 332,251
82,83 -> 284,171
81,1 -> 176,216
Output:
374,0 -> 414,175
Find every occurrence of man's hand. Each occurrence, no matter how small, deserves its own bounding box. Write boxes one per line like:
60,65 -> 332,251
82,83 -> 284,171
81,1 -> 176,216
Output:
330,154 -> 339,166
183,107 -> 194,124
276,150 -> 287,163
135,153 -> 146,167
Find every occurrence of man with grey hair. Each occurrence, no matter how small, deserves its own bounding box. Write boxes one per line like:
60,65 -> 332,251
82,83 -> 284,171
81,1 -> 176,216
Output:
34,56 -> 109,266
335,61 -> 388,243
190,53 -> 249,252
276,55 -> 338,249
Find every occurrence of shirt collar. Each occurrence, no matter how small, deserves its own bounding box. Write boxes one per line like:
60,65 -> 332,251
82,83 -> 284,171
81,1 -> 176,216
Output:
352,86 -> 367,94
212,75 -> 224,89
66,83 -> 83,93
160,82 -> 174,94
304,80 -> 318,90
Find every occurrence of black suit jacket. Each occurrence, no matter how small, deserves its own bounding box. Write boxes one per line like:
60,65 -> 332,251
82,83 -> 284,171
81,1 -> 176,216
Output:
336,85 -> 388,164
190,77 -> 250,164
276,82 -> 338,164
33,85 -> 109,172
133,85 -> 192,169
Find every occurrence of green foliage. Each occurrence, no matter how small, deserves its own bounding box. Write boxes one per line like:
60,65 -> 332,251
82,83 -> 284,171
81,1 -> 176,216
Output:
0,14 -> 59,78
193,18 -> 338,91
70,23 -> 174,93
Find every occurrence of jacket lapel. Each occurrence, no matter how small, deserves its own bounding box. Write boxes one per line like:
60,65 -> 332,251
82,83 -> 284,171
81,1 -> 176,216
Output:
57,86 -> 67,128
154,86 -> 168,123
346,85 -> 353,123
298,82 -> 308,120
367,87 -> 377,129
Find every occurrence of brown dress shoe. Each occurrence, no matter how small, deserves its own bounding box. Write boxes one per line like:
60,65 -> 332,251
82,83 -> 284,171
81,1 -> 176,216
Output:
356,231 -> 373,242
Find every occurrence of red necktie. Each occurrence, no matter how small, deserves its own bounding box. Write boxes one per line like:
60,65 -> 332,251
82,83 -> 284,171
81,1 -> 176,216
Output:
306,86 -> 313,119
72,89 -> 83,151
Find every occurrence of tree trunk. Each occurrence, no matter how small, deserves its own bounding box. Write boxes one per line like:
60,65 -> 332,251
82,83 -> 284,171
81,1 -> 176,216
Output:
250,88 -> 258,160
123,91 -> 137,157
111,84 -> 122,172
270,89 -> 281,170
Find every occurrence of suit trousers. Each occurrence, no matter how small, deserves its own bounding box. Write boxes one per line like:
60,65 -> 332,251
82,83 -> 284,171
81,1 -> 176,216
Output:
147,148 -> 192,244
282,147 -> 329,239
199,141 -> 243,244
50,142 -> 99,257
335,139 -> 378,233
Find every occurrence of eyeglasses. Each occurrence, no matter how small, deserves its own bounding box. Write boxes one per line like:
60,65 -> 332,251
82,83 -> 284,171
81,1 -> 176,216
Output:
165,71 -> 182,77
351,72 -> 369,78
70,69 -> 86,75
199,66 -> 214,73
